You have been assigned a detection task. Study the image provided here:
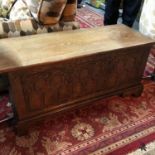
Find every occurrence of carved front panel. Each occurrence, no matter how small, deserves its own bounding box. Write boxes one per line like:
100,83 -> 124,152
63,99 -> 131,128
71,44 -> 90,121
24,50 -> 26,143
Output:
15,47 -> 149,115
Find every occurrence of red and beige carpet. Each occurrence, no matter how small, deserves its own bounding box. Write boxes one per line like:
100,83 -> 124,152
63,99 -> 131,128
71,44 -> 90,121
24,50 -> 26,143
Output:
0,6 -> 155,155
0,81 -> 155,155
76,6 -> 104,28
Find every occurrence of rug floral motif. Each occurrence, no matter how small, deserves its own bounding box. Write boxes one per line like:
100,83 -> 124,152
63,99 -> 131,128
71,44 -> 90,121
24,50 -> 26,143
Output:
0,81 -> 155,155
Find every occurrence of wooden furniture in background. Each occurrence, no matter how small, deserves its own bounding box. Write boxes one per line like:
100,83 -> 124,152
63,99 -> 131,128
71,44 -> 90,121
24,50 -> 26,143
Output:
0,25 -> 154,135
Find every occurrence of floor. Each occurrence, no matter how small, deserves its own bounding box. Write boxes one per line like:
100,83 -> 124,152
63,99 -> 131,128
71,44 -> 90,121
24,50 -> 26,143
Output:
81,0 -> 139,30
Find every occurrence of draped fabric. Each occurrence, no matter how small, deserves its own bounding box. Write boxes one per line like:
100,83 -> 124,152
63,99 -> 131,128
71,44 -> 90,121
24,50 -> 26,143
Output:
139,0 -> 155,40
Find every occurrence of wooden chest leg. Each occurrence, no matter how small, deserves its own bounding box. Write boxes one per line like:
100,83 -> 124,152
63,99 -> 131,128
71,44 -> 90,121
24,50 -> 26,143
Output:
120,83 -> 143,97
14,122 -> 29,136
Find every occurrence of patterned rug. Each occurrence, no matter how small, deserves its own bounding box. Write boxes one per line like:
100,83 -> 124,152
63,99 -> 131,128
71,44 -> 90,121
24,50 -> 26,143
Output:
0,95 -> 13,123
144,48 -> 155,77
75,6 -> 104,28
0,81 -> 155,155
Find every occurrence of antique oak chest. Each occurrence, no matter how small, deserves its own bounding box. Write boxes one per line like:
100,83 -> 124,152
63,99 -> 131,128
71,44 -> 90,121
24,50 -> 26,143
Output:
0,25 -> 154,135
